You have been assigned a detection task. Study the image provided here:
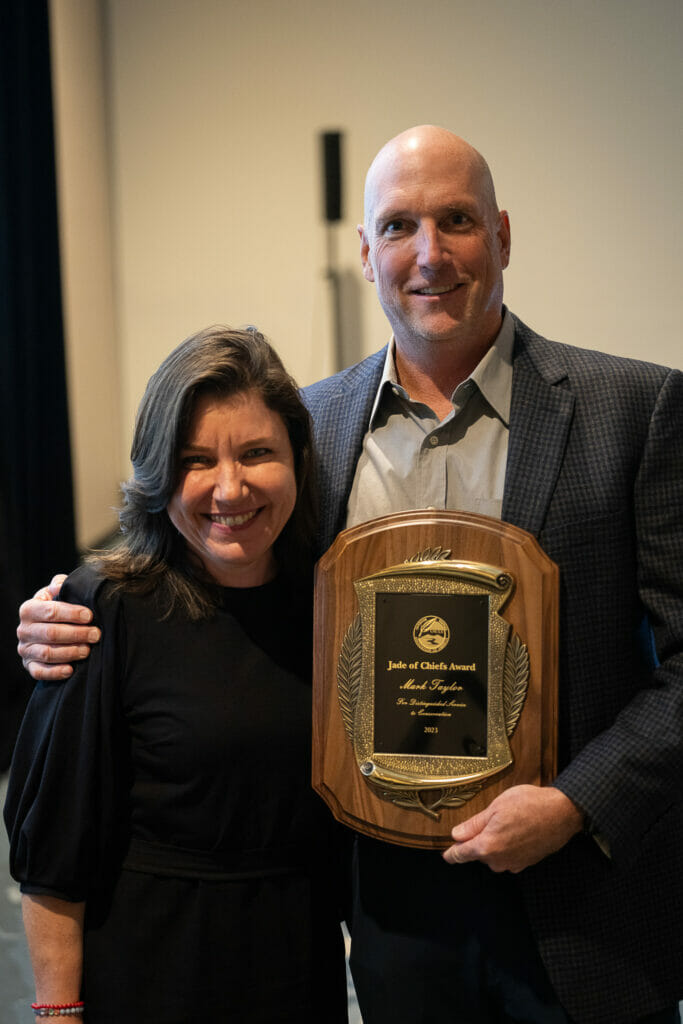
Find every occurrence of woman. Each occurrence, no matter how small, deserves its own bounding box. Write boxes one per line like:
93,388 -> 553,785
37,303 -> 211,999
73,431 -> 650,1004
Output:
4,327 -> 348,1023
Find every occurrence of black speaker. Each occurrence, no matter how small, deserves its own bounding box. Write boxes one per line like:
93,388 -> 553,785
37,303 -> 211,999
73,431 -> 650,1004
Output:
321,131 -> 343,223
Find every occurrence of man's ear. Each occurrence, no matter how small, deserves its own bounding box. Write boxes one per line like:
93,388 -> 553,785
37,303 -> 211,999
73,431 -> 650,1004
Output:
498,211 -> 511,269
358,224 -> 375,282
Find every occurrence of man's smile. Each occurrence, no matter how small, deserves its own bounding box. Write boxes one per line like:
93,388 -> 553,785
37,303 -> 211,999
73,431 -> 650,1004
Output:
413,283 -> 462,296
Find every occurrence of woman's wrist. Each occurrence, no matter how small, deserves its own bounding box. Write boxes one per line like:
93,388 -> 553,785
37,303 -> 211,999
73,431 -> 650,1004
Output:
31,1001 -> 84,1017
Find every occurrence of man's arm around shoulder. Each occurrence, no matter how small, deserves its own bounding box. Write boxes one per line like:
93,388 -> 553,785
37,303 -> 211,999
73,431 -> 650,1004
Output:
17,575 -> 100,681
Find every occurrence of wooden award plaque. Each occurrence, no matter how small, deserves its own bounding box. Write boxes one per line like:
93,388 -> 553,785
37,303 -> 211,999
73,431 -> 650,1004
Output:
312,510 -> 558,849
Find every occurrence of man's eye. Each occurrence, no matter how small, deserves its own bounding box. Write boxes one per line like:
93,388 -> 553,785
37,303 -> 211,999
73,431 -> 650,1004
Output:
384,219 -> 405,233
447,212 -> 469,227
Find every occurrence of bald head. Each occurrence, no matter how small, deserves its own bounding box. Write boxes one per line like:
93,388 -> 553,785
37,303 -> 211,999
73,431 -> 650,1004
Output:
357,124 -> 510,364
364,125 -> 499,237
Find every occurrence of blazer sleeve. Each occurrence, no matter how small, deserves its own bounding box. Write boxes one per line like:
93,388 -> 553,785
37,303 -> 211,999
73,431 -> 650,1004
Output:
3,565 -> 131,900
553,366 -> 683,867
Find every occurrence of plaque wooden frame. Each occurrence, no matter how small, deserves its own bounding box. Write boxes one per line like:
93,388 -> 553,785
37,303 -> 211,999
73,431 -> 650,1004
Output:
312,510 -> 559,849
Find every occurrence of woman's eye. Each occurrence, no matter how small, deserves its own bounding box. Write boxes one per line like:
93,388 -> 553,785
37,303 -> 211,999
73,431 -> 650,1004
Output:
244,447 -> 271,459
181,454 -> 209,468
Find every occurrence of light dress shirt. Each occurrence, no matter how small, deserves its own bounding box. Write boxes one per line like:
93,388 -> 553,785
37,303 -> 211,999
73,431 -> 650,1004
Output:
345,309 -> 515,530
344,310 -> 609,856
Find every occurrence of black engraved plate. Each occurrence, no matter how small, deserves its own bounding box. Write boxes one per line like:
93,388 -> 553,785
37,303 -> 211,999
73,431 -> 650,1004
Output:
373,592 -> 489,757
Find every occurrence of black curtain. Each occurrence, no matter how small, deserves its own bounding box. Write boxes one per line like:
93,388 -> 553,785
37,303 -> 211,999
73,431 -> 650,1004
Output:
0,0 -> 78,769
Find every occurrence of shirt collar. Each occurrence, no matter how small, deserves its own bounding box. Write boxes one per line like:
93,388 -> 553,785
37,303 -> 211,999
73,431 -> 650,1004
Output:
469,308 -> 514,426
369,307 -> 515,428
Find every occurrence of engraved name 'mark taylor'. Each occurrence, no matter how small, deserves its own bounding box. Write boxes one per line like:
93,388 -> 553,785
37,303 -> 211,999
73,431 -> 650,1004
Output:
374,592 -> 489,757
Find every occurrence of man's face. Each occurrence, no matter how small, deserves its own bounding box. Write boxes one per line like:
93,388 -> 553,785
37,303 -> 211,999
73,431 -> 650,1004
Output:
359,135 -> 510,355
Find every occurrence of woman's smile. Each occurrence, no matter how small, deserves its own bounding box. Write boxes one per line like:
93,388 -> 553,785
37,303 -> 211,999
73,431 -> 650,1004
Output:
168,390 -> 297,587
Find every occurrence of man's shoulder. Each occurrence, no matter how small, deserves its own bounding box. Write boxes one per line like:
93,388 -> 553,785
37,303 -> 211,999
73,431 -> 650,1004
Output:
302,348 -> 387,408
511,313 -> 678,389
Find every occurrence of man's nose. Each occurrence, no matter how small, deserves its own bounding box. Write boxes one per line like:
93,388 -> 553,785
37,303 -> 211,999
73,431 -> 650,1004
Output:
416,223 -> 446,270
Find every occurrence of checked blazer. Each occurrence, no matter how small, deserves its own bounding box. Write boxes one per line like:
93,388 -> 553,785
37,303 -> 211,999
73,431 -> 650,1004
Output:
303,314 -> 683,1024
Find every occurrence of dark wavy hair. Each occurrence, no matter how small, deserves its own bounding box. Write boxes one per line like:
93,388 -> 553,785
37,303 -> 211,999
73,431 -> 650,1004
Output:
90,326 -> 317,618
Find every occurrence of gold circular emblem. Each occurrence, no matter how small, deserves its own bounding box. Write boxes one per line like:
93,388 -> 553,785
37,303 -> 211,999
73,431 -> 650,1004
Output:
412,615 -> 450,653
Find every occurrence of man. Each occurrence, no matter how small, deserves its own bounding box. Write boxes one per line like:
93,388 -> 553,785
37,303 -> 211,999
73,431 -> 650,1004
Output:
17,126 -> 683,1023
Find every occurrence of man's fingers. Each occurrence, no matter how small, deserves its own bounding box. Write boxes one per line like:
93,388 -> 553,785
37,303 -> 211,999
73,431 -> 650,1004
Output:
17,596 -> 99,680
29,574 -> 68,602
17,620 -> 100,646
442,841 -> 469,866
46,573 -> 68,598
22,660 -> 75,682
20,597 -> 94,624
20,638 -> 91,681
443,808 -> 491,863
19,640 -> 94,665
19,598 -> 95,629
450,810 -> 489,843
443,835 -> 512,873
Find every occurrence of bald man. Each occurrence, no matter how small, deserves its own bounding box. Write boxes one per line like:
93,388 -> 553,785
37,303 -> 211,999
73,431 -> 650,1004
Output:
17,127 -> 683,1024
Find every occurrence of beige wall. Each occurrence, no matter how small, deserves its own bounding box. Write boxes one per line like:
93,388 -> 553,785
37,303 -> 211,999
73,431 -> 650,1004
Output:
51,0 -> 683,543
49,0 -> 121,546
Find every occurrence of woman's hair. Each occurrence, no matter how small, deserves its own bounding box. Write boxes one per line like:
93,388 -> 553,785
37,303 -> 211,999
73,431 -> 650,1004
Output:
90,325 -> 317,618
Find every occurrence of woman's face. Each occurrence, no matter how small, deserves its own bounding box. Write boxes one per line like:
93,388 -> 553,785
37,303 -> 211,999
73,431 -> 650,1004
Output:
168,389 -> 297,588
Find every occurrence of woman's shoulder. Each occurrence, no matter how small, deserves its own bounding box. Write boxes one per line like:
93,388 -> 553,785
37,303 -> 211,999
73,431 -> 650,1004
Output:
62,561 -> 183,632
61,562 -> 126,620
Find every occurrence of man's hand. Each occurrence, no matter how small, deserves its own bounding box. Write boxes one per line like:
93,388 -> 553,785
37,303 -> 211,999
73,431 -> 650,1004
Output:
17,575 -> 101,681
442,785 -> 584,874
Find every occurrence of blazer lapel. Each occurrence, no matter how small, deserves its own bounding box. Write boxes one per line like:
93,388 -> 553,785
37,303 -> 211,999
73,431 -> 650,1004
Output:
502,324 -> 575,537
310,349 -> 386,553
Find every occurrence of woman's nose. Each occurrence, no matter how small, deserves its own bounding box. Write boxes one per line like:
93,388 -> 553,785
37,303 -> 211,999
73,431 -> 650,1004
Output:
212,462 -> 247,502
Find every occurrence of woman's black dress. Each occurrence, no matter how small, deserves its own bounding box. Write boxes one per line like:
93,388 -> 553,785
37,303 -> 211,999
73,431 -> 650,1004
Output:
4,564 -> 348,1023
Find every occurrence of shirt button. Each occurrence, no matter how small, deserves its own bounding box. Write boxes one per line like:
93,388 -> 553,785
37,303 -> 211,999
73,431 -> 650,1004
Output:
429,435 -> 439,447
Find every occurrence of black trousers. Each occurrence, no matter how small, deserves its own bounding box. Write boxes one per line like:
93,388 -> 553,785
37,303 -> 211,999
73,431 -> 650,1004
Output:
348,836 -> 680,1024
